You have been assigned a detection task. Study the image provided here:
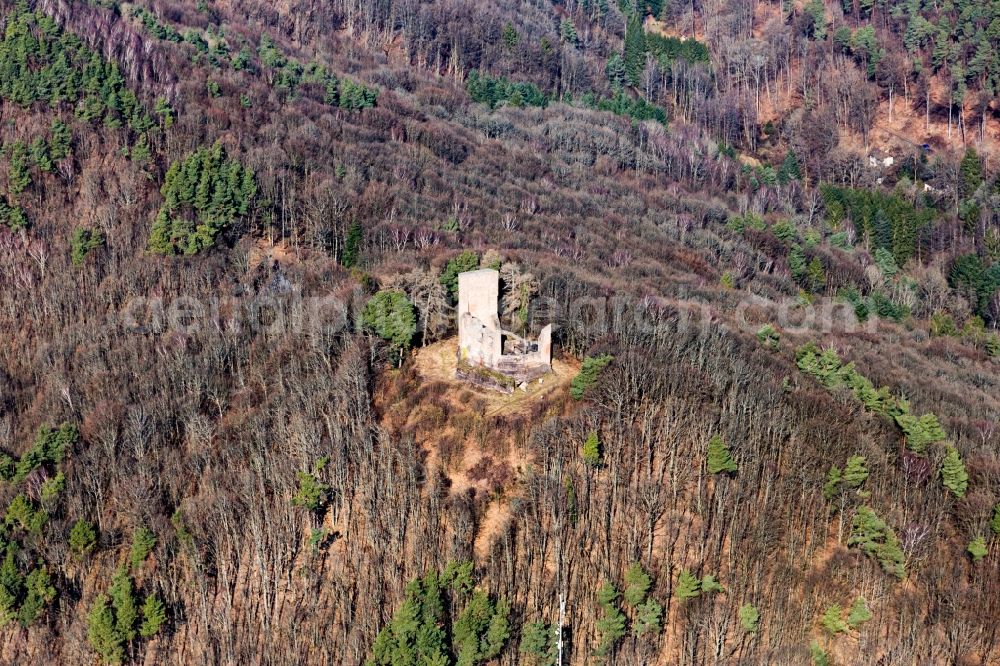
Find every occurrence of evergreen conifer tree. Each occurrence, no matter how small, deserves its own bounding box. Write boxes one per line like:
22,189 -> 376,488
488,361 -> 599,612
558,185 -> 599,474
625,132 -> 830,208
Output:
939,445 -> 968,497
707,435 -> 738,474
109,568 -> 138,643
823,465 -> 843,500
623,16 -> 646,86
17,567 -> 55,627
739,604 -> 760,633
967,537 -> 987,563
848,506 -> 905,578
519,621 -> 556,665
594,582 -> 626,656
30,137 -> 52,172
846,596 -> 871,628
361,291 -> 417,359
571,354 -> 613,399
582,432 -> 602,468
605,54 -> 626,88
342,222 -> 363,268
623,563 -> 651,606
820,604 -> 848,634
778,150 -> 800,183
634,598 -> 662,636
8,142 -> 31,195
700,574 -> 724,593
842,455 -> 869,489
675,570 -> 701,599
69,519 -> 98,556
87,594 -> 123,664
959,147 -> 983,199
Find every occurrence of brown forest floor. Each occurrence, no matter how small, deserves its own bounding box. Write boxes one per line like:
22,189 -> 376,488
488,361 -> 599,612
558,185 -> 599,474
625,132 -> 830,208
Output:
410,337 -> 578,417
389,338 -> 579,556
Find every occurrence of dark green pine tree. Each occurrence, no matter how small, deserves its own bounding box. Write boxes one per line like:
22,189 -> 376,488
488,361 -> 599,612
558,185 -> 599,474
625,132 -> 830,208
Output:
239,167 -> 256,215
0,550 -> 23,624
194,160 -> 213,213
30,137 -> 52,173
582,431 -> 602,467
707,435 -> 738,474
623,563 -> 651,606
623,15 -> 647,87
103,89 -> 122,128
519,621 -> 556,665
50,52 -> 74,102
842,454 -> 869,489
606,54 -> 626,89
87,594 -> 123,665
180,157 -> 200,203
109,568 -> 138,643
130,135 -> 151,163
369,572 -> 449,665
778,150 -> 800,183
17,567 -> 56,627
675,569 -> 701,599
151,143 -> 256,254
959,147 -> 983,199
594,582 -> 626,656
342,222 -> 363,268
846,596 -> 872,628
49,119 -> 71,160
87,568 -> 141,664
939,445 -> 968,498
823,464 -> 843,500
452,590 -> 510,664
872,208 -> 893,254
223,164 -> 243,214
8,141 -> 32,195
154,97 -> 175,128
502,23 -> 519,49
209,172 -> 231,220
139,594 -> 167,638
70,227 -> 105,266
807,257 -> 826,292
361,290 -> 417,361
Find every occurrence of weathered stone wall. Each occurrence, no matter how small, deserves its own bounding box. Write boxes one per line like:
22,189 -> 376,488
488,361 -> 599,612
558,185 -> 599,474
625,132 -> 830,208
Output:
458,270 -> 499,324
456,269 -> 550,383
458,270 -> 502,366
459,313 -> 501,366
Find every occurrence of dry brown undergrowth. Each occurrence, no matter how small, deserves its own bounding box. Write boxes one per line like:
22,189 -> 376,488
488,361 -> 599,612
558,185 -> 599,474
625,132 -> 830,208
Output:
381,337 -> 579,555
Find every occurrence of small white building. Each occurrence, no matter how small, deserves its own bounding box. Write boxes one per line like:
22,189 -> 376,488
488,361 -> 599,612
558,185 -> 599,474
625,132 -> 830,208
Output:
869,151 -> 894,169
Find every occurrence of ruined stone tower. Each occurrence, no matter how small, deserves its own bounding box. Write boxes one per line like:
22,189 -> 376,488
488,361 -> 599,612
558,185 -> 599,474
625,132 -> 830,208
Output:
456,269 -> 551,390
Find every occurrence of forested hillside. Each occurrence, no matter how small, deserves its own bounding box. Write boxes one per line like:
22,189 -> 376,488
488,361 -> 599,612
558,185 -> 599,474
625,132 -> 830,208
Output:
0,0 -> 998,663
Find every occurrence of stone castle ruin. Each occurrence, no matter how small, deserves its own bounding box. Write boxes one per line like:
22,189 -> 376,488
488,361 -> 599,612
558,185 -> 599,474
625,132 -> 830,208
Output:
456,269 -> 551,391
